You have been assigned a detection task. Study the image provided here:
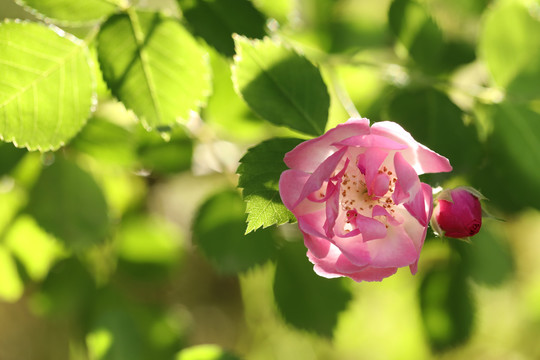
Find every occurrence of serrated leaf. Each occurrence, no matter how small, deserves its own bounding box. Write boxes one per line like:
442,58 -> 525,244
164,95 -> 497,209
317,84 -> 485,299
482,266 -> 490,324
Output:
177,0 -> 266,57
17,0 -> 117,24
232,35 -> 329,136
192,189 -> 277,274
26,157 -> 109,251
480,0 -> 540,100
0,21 -> 95,151
97,10 -> 211,130
273,241 -> 352,337
237,138 -> 303,233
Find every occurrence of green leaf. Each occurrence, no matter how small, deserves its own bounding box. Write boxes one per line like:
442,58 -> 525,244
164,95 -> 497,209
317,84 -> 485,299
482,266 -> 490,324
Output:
192,189 -> 277,274
175,344 -> 241,360
480,0 -> 540,100
386,87 -> 481,178
273,241 -> 352,337
17,0 -> 118,24
388,0 -> 473,73
471,103 -> 540,212
232,35 -> 329,136
453,224 -> 514,287
0,21 -> 95,151
237,138 -> 302,233
0,142 -> 27,176
26,157 -> 109,251
0,245 -> 24,302
419,256 -> 475,352
97,10 -> 211,130
177,0 -> 267,57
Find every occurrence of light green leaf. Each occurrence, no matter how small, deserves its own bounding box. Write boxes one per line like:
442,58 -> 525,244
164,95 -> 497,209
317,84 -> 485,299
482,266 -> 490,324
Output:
0,245 -> 24,302
192,190 -> 277,274
273,241 -> 352,337
480,0 -> 540,100
176,344 -> 241,360
16,0 -> 118,24
97,10 -> 211,131
232,35 -> 329,136
26,157 -> 109,251
0,21 -> 95,151
237,138 -> 302,233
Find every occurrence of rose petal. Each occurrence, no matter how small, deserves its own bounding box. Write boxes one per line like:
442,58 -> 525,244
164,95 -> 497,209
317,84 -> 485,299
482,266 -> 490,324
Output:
333,134 -> 407,150
284,118 -> 370,172
279,170 -> 324,215
371,121 -> 452,175
303,232 -> 331,259
354,214 -> 387,242
366,226 -> 418,268
292,147 -> 347,208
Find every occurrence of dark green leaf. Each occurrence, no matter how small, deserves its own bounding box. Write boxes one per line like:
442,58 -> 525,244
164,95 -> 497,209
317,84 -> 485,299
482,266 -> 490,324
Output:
26,157 -> 109,251
0,21 -> 95,151
273,241 -> 352,337
388,0 -> 473,73
97,11 -> 211,130
192,189 -> 277,274
386,87 -> 481,178
136,128 -> 193,175
177,0 -> 266,57
237,138 -> 302,233
0,142 -> 27,176
480,1 -> 540,100
17,0 -> 117,24
419,256 -> 475,352
453,224 -> 514,287
233,35 -> 329,136
471,103 -> 540,212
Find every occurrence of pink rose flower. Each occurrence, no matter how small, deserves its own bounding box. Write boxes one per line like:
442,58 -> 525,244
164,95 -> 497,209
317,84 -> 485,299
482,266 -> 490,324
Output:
279,118 -> 452,282
432,187 -> 482,239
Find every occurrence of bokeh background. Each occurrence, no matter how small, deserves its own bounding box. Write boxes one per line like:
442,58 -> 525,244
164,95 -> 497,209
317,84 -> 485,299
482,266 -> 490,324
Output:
1,0 -> 540,359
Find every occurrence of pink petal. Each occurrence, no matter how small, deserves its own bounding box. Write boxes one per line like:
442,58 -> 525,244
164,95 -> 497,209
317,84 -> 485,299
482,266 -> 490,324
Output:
404,188 -> 428,227
371,173 -> 390,198
346,267 -> 398,282
372,205 -> 402,226
303,233 -> 331,259
371,121 -> 452,175
292,147 -> 347,209
393,152 -> 420,195
331,235 -> 371,266
366,226 -> 418,268
323,185 -> 340,238
333,134 -> 407,150
284,118 -> 370,172
354,214 -> 387,242
279,170 -> 324,215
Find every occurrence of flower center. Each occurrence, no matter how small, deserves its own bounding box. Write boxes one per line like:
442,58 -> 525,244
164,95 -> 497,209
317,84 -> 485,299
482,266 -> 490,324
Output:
339,161 -> 398,218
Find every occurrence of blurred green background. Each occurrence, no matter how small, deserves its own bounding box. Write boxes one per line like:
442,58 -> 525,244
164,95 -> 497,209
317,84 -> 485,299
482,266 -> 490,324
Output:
1,0 -> 540,359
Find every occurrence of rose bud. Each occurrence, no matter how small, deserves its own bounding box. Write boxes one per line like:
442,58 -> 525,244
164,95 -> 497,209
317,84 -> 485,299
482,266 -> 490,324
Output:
279,118 -> 452,282
431,187 -> 484,239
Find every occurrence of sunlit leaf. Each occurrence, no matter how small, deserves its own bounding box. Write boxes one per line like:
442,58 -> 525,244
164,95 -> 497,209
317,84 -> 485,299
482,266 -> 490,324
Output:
237,138 -> 302,233
177,0 -> 266,56
0,245 -> 24,302
116,215 -> 183,265
0,21 -> 95,151
97,10 -> 211,130
233,35 -> 329,136
5,215 -> 65,281
480,0 -> 540,100
192,189 -> 277,274
175,344 -> 241,360
17,0 -> 118,24
273,241 -> 352,337
419,256 -> 475,352
26,157 -> 109,251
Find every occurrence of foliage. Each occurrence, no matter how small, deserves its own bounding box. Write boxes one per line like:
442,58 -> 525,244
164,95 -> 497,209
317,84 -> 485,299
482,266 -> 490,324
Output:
0,0 -> 539,358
